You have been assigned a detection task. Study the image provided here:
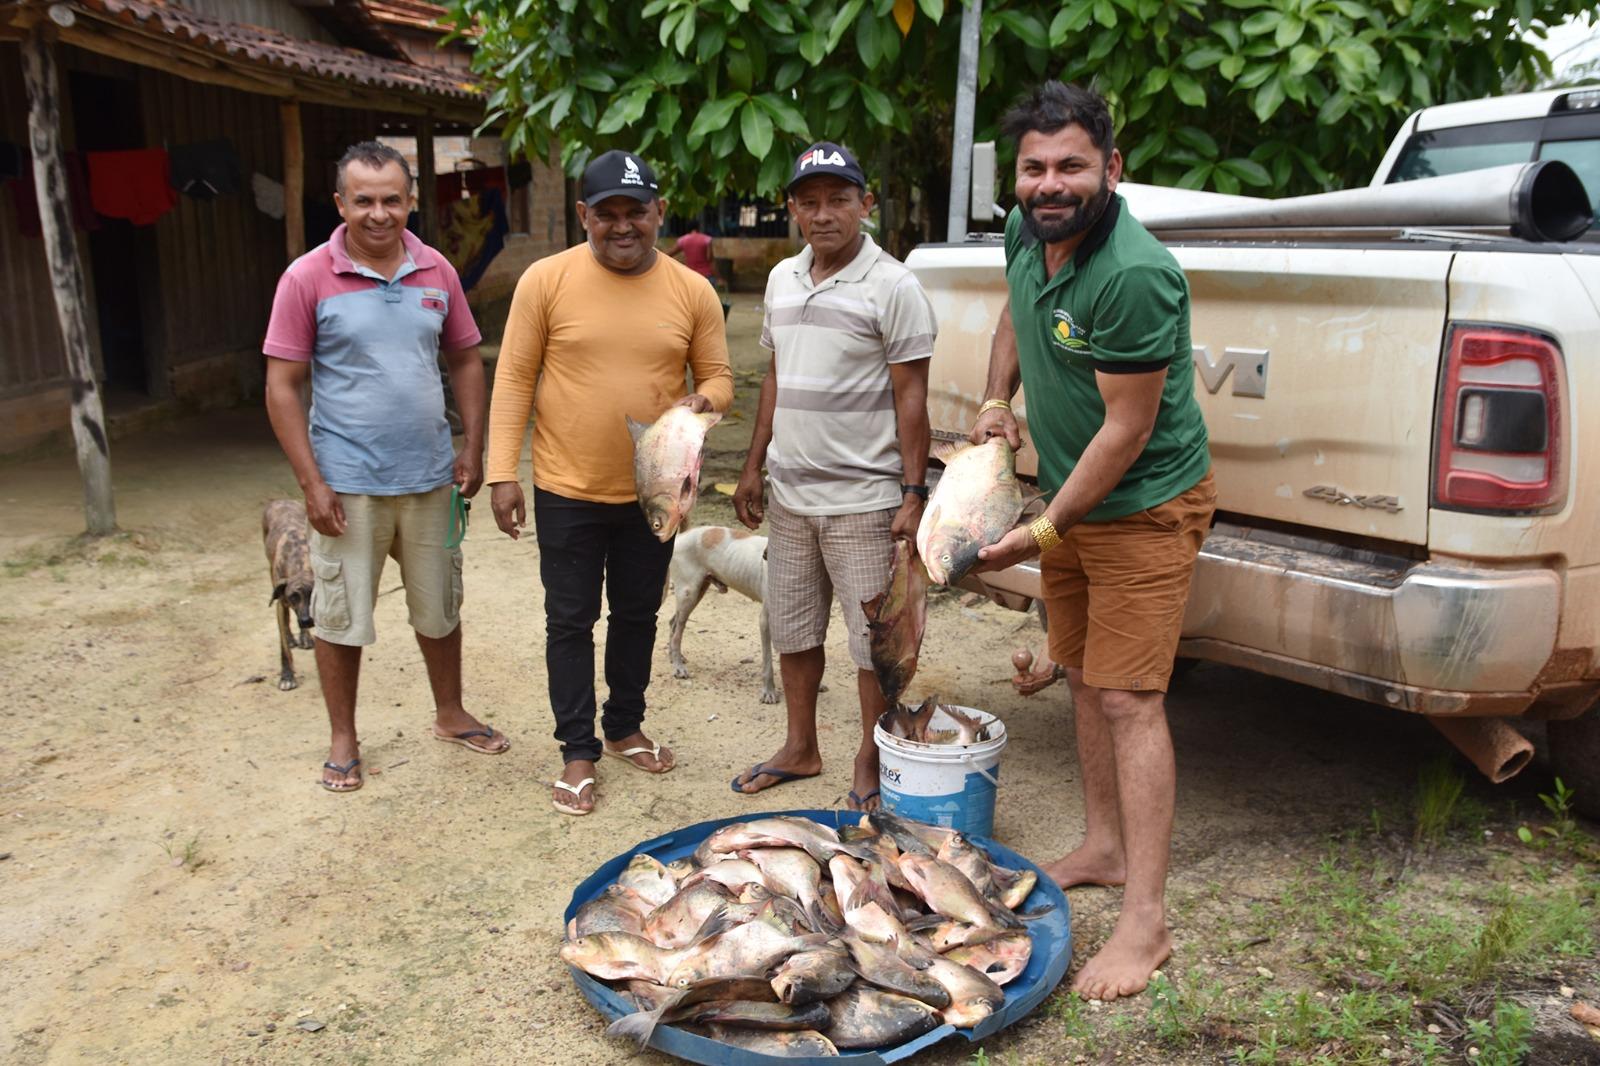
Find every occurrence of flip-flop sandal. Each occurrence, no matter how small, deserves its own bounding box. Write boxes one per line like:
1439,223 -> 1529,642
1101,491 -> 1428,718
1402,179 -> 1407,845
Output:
434,725 -> 510,754
321,757 -> 363,793
731,762 -> 819,794
846,788 -> 881,811
603,741 -> 672,773
552,777 -> 596,816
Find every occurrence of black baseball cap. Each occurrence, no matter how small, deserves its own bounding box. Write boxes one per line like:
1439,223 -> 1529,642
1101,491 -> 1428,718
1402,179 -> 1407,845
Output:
580,149 -> 659,206
786,141 -> 867,194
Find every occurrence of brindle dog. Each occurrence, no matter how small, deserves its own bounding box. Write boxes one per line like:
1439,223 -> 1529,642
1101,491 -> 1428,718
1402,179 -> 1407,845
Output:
263,499 -> 315,690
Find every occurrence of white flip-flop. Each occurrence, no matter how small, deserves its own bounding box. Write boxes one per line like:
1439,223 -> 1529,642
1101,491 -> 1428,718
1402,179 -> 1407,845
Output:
603,742 -> 674,774
552,777 -> 596,816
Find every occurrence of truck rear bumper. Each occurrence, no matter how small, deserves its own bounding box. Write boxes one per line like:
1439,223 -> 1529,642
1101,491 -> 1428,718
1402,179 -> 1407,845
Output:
964,522 -> 1571,716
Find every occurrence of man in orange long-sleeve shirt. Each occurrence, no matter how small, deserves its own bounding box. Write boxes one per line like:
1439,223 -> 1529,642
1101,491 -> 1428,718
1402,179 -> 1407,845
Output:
486,150 -> 733,816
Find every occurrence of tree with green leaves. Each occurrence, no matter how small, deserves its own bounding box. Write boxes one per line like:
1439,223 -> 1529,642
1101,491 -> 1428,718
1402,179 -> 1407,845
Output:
446,0 -> 1592,252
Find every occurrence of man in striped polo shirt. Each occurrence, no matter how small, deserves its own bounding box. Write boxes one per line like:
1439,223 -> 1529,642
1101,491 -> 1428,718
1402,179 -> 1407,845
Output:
732,142 -> 937,811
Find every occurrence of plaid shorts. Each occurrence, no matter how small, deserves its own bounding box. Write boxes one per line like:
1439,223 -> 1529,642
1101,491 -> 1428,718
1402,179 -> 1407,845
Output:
765,499 -> 896,669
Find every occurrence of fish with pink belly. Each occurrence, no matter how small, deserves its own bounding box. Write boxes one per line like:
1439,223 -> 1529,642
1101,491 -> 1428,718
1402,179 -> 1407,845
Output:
627,405 -> 723,541
916,438 -> 1024,586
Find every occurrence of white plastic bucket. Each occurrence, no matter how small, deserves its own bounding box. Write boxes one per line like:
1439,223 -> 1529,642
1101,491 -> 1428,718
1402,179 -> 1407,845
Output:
874,705 -> 1007,837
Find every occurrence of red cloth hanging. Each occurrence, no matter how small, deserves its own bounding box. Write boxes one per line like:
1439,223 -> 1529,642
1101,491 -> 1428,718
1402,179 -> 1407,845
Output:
86,148 -> 177,226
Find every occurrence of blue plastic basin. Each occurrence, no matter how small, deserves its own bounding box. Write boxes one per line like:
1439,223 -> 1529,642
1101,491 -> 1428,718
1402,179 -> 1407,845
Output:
562,808 -> 1072,1064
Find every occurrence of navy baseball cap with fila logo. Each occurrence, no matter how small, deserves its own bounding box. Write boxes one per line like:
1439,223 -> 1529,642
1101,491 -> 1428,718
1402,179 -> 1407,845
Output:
580,149 -> 660,206
786,141 -> 867,194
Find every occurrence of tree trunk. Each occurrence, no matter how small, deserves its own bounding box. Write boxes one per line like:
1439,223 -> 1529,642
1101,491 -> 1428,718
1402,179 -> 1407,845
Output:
22,25 -> 116,536
417,115 -> 437,247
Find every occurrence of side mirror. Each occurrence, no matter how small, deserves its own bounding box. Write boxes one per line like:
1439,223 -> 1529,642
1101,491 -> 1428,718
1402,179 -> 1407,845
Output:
970,141 -> 1006,222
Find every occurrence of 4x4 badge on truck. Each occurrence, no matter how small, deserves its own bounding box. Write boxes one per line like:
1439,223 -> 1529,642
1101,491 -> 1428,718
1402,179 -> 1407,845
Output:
1193,345 -> 1269,398
1303,485 -> 1403,513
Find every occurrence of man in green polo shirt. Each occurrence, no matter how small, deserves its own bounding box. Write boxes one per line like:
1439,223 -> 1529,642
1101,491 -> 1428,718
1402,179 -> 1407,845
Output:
970,81 -> 1215,1002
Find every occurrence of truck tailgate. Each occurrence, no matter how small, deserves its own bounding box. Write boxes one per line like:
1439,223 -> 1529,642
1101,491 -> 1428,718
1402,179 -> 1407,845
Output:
1178,245 -> 1451,546
912,242 -> 1451,547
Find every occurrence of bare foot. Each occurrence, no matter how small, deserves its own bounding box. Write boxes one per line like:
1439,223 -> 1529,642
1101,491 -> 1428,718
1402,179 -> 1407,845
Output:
603,731 -> 674,772
553,759 -> 597,814
1041,844 -> 1126,889
733,747 -> 822,794
1071,908 -> 1172,1002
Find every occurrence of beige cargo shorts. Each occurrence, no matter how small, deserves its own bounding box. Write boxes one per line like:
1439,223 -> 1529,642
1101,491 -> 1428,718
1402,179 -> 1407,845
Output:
309,485 -> 463,647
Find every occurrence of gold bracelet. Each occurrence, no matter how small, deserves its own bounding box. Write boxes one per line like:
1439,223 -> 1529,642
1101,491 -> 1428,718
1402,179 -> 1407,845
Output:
978,398 -> 1012,415
1029,515 -> 1063,553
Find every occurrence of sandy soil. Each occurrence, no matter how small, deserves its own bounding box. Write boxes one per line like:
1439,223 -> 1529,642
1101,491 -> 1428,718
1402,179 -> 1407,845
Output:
2,295 -> 1594,1065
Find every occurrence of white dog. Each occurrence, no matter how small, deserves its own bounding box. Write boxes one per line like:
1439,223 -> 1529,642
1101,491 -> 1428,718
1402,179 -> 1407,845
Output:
668,526 -> 778,704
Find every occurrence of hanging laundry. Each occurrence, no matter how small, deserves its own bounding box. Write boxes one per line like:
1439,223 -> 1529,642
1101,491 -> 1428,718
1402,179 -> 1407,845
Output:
86,148 -> 177,226
169,139 -> 241,200
251,172 -> 285,220
437,187 -> 507,292
9,151 -> 100,238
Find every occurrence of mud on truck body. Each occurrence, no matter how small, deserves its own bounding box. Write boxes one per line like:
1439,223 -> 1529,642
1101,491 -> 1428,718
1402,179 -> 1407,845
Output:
908,88 -> 1600,816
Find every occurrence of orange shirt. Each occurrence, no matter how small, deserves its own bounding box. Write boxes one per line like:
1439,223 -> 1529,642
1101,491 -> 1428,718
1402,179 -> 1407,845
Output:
486,244 -> 734,502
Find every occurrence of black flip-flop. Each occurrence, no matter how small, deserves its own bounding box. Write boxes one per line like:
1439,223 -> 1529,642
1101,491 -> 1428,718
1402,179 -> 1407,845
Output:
731,762 -> 818,794
847,788 -> 881,811
321,757 -> 363,793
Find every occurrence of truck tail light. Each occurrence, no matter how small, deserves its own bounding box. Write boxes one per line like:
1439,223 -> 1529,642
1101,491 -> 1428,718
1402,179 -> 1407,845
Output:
1434,324 -> 1566,514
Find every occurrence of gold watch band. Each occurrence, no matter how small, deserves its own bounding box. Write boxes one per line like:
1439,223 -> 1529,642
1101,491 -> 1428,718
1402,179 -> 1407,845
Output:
1029,515 -> 1062,553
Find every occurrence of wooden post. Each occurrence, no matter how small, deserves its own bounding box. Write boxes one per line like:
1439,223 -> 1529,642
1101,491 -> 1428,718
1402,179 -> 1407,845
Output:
416,115 -> 436,246
21,24 -> 116,536
281,100 -> 305,260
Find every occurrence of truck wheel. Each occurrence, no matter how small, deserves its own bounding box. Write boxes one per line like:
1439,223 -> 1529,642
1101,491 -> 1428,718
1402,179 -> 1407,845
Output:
1547,703 -> 1600,821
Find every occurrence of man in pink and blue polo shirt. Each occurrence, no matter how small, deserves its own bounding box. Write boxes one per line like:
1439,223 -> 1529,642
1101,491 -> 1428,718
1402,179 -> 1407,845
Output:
263,141 -> 511,793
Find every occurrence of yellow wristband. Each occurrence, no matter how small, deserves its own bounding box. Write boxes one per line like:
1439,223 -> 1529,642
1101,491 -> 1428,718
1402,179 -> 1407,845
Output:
1029,515 -> 1063,553
978,398 -> 1012,415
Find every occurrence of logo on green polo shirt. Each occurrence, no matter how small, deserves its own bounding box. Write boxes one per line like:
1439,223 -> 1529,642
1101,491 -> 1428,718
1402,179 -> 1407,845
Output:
1051,309 -> 1089,352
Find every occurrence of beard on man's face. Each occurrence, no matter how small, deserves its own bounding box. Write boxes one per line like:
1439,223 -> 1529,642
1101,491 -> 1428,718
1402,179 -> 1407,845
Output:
1022,173 -> 1111,244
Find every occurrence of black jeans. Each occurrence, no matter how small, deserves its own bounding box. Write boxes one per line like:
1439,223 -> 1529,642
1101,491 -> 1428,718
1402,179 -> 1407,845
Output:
534,488 -> 674,764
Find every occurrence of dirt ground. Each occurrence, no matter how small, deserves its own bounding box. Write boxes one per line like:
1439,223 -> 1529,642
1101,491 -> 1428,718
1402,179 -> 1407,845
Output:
2,294 -> 1596,1066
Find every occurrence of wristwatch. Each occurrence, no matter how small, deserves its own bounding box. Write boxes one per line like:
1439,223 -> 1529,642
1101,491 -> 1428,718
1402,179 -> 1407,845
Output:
901,484 -> 929,499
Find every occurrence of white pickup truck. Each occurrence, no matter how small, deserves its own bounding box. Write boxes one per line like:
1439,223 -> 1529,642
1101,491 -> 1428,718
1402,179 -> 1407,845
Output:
909,87 -> 1600,814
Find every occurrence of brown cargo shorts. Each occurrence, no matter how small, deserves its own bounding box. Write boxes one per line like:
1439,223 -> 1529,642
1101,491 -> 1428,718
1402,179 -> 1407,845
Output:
1040,471 -> 1216,692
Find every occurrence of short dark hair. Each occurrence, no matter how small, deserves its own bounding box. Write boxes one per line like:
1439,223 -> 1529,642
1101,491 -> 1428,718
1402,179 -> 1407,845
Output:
999,81 -> 1115,161
336,141 -> 413,197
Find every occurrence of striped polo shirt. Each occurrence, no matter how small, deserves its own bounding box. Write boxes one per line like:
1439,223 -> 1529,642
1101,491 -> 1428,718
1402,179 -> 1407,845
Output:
760,233 -> 938,516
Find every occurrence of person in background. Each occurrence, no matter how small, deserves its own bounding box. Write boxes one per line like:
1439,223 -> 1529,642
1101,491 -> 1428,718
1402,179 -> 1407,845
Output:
671,220 -> 730,319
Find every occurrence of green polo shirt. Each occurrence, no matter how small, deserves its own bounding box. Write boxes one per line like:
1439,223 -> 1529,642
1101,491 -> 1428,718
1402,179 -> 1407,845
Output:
1005,196 -> 1210,521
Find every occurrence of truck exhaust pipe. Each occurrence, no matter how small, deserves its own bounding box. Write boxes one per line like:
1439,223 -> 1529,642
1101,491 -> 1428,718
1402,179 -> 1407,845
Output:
1426,716 -> 1534,784
1135,160 -> 1593,243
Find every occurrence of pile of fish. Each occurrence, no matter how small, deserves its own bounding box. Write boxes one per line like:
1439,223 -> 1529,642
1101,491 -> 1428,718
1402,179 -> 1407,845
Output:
628,405 -> 723,541
882,696 -> 993,747
562,811 -> 1042,1056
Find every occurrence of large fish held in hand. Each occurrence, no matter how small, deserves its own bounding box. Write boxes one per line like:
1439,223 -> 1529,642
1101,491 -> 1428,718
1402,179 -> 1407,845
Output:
861,538 -> 929,705
916,439 -> 1024,586
628,405 -> 723,541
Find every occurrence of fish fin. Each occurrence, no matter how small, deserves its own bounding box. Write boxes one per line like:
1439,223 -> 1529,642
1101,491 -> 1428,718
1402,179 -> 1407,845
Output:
1018,902 -> 1056,921
930,438 -> 973,464
695,411 -> 723,432
679,474 -> 696,503
605,984 -> 691,1052
689,903 -> 735,946
903,913 -> 947,933
942,705 -> 990,742
861,587 -> 888,626
625,415 -> 650,444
